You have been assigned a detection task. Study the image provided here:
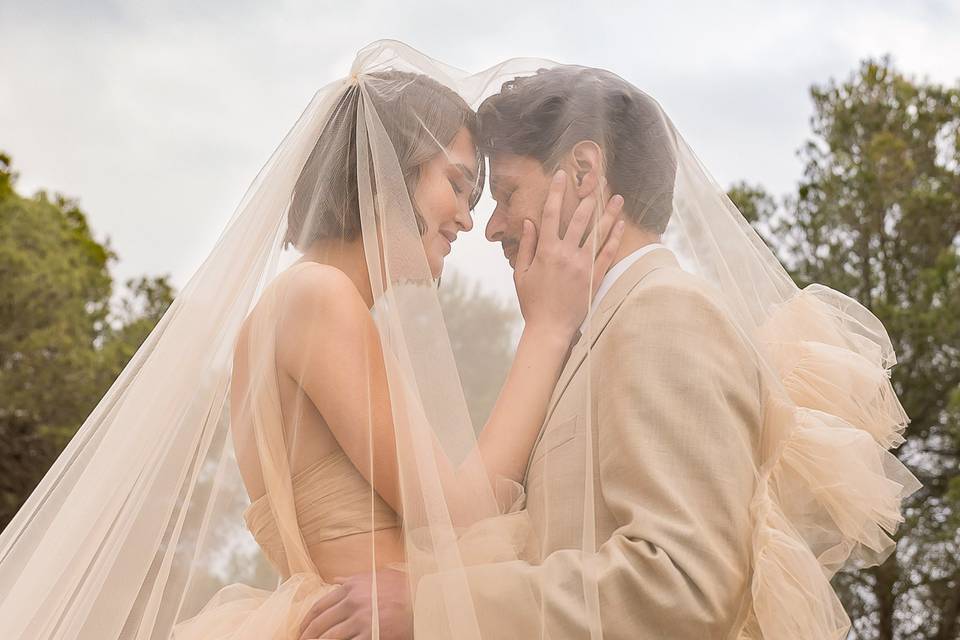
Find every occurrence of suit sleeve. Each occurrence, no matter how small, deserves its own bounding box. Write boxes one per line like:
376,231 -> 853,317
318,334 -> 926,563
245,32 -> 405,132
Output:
413,283 -> 761,640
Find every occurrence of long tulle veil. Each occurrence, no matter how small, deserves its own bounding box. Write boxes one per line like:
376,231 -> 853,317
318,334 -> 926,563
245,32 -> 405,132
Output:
0,40 -> 919,639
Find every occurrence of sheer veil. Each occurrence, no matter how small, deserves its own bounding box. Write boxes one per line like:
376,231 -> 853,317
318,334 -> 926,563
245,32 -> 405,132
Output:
0,40 -> 919,640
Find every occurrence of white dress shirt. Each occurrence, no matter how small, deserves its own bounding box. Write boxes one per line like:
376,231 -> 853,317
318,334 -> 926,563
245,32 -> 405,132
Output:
579,243 -> 669,335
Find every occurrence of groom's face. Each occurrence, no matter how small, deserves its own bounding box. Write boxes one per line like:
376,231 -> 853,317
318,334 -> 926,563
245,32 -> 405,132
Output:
485,152 -> 574,269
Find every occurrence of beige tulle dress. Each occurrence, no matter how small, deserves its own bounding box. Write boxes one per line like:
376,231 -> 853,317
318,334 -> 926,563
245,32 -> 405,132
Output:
169,267 -> 404,639
170,265 -> 533,640
170,451 -> 405,639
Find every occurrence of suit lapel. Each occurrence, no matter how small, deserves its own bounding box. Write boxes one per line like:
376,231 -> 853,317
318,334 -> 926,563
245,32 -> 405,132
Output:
521,248 -> 680,482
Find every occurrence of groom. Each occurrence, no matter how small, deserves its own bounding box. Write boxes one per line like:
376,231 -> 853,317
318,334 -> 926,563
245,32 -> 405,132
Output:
301,67 -> 762,639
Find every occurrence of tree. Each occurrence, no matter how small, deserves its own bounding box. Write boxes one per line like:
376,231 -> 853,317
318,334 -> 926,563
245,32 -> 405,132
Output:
0,154 -> 175,528
437,270 -> 520,432
732,59 -> 960,640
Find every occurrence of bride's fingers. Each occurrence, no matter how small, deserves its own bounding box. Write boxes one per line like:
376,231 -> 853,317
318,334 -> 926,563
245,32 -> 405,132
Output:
562,189 -> 596,248
539,170 -> 565,249
514,219 -> 537,273
588,194 -> 625,258
591,220 -> 626,292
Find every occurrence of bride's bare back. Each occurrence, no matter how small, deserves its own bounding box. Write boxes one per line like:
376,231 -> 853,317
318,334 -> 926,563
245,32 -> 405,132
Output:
230,263 -> 405,581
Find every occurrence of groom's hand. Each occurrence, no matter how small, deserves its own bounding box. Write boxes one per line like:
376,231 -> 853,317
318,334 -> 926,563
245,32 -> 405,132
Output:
297,567 -> 412,640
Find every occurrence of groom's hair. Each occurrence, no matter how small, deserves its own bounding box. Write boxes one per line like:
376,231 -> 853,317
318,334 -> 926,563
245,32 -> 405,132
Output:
478,67 -> 677,234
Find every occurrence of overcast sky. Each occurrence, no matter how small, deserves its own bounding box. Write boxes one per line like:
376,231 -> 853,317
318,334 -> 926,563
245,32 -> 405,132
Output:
2,0 -> 959,302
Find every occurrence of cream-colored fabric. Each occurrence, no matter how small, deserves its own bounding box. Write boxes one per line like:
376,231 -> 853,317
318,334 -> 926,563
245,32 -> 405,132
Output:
578,241 -> 667,334
170,573 -> 338,640
415,248 -> 762,639
243,449 -> 401,573
0,41 -> 919,640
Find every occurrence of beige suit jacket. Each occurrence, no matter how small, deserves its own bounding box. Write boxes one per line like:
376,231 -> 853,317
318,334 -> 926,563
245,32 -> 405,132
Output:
416,248 -> 762,639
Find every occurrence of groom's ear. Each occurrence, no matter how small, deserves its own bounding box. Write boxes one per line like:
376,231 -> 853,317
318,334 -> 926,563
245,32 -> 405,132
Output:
571,140 -> 604,199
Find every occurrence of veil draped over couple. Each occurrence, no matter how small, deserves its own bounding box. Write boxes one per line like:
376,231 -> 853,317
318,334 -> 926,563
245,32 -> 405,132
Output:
0,40 -> 921,639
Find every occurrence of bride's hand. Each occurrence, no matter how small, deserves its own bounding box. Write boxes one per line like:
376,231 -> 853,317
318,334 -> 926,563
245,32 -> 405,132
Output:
514,170 -> 625,339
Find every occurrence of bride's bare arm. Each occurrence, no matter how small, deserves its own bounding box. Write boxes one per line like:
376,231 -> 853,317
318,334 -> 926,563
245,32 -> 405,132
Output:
277,177 -> 623,523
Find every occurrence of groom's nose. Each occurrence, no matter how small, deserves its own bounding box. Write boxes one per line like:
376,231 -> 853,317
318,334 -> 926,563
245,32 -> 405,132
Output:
485,206 -> 506,242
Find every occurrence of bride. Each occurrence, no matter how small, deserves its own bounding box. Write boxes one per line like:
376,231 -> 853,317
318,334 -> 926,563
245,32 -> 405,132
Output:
0,41 -> 917,640
176,66 -> 624,637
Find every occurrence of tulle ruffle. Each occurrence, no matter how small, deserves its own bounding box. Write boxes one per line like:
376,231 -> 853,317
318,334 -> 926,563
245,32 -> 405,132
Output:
740,285 -> 921,639
170,572 -> 340,640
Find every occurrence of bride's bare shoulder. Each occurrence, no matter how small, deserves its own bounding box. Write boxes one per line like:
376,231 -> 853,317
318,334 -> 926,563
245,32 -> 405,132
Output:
283,262 -> 359,296
275,262 -> 370,337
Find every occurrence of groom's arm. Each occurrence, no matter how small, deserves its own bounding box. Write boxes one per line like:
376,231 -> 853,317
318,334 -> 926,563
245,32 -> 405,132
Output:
413,280 -> 761,640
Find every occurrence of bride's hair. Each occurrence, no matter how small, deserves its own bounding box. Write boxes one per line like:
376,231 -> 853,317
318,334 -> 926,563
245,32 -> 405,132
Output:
284,70 -> 483,250
477,67 -> 677,234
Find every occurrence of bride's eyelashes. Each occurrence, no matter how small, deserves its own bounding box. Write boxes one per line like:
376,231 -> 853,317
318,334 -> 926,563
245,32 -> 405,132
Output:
447,168 -> 474,200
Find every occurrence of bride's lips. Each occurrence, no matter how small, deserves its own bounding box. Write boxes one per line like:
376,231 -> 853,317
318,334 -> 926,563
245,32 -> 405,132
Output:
439,230 -> 457,254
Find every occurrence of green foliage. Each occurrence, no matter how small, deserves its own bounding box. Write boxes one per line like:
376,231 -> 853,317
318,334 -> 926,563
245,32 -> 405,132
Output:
0,153 -> 15,199
0,155 -> 175,528
728,181 -> 778,228
727,181 -> 783,260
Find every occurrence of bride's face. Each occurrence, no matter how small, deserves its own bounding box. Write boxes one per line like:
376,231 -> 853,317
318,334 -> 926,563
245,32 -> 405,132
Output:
411,127 -> 479,278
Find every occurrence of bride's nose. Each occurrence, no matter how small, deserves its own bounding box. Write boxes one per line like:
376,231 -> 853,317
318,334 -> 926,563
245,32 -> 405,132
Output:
455,206 -> 473,232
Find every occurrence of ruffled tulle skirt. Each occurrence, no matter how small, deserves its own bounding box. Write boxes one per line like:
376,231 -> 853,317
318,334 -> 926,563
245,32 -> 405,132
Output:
171,572 -> 340,640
